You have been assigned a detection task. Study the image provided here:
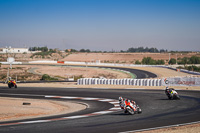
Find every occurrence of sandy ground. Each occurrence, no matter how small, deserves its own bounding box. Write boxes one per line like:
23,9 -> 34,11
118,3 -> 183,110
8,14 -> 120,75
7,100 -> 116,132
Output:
0,97 -> 86,122
0,65 -> 131,80
33,65 -> 131,79
61,52 -> 200,63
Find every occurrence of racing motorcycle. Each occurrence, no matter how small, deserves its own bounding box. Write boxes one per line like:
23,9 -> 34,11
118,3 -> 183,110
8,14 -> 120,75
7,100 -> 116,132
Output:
119,97 -> 142,115
8,80 -> 17,88
165,88 -> 180,100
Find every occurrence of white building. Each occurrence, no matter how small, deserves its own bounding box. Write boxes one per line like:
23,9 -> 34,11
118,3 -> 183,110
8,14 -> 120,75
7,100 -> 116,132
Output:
0,47 -> 29,53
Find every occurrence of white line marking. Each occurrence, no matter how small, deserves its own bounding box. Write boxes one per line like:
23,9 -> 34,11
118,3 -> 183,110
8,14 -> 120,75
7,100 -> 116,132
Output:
61,96 -> 79,99
45,95 -> 57,98
64,115 -> 88,119
21,120 -> 50,124
99,99 -> 114,102
81,98 -> 99,100
109,101 -> 119,104
93,111 -> 114,114
109,107 -> 121,110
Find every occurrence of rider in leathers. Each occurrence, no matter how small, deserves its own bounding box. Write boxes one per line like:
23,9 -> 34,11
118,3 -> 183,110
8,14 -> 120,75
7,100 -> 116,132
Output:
119,96 -> 136,109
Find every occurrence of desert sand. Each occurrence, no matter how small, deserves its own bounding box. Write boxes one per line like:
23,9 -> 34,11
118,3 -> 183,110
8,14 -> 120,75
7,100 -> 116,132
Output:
0,97 -> 86,122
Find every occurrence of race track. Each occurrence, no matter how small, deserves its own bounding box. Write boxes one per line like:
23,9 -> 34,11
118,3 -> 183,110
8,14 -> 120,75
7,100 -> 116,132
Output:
0,87 -> 200,133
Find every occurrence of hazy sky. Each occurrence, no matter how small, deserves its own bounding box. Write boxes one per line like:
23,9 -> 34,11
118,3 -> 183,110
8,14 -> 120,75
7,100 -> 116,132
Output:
0,0 -> 200,51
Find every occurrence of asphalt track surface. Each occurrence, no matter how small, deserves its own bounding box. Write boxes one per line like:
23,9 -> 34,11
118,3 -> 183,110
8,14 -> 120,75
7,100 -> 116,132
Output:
0,87 -> 200,133
0,67 -> 199,133
90,66 -> 157,79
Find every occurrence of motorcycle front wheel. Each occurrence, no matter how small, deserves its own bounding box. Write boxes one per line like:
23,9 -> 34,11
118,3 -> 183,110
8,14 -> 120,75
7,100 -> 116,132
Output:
127,108 -> 135,115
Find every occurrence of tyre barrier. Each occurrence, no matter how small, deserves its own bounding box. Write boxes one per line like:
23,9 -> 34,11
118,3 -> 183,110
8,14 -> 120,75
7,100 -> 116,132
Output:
77,78 -> 162,86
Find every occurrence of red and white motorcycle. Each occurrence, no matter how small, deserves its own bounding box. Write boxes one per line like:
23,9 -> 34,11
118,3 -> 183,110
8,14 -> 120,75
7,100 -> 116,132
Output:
119,97 -> 142,115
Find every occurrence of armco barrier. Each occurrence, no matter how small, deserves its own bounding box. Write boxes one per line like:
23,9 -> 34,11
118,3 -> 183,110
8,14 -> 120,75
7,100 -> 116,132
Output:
77,78 -> 162,86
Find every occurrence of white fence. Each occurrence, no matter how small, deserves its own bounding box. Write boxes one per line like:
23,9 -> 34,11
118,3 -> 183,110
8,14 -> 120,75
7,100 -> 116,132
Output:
77,78 -> 162,86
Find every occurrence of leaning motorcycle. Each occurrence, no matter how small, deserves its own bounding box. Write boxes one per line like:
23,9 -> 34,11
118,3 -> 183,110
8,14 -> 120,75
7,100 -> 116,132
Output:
120,99 -> 142,115
125,104 -> 142,115
8,80 -> 17,88
165,88 -> 180,100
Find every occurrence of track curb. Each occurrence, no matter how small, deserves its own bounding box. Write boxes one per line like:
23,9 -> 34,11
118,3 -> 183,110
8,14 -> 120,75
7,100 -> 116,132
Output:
0,95 -> 121,127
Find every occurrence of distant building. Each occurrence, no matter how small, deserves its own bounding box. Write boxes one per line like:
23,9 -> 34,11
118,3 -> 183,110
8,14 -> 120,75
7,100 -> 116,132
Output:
0,46 -> 29,53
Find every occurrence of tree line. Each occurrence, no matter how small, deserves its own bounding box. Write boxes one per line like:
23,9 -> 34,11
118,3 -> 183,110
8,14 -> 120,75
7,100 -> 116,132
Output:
126,47 -> 167,53
169,56 -> 200,65
65,47 -> 168,53
135,56 -> 200,65
29,47 -> 58,58
29,46 -> 197,53
29,46 -> 48,52
135,57 -> 165,65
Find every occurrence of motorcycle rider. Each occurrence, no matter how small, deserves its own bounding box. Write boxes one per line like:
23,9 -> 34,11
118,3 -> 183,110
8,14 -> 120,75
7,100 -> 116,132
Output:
7,77 -> 17,88
119,96 -> 125,109
165,87 -> 179,99
119,96 -> 142,114
119,96 -> 137,109
165,87 -> 175,94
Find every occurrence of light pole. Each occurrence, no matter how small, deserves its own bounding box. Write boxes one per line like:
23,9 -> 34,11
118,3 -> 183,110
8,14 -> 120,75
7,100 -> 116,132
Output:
168,53 -> 171,65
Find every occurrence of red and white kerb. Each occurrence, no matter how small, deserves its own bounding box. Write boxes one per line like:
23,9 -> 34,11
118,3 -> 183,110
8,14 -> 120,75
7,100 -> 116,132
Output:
0,95 -> 121,127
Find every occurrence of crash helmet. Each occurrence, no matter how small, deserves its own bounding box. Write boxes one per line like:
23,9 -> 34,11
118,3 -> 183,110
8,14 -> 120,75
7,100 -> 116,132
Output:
119,96 -> 123,101
166,86 -> 169,90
